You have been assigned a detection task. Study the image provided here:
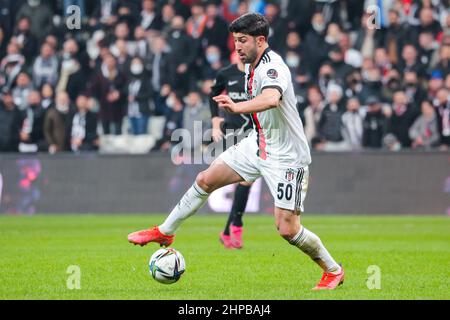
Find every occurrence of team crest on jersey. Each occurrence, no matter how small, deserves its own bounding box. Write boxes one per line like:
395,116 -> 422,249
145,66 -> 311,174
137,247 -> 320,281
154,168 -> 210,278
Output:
285,168 -> 295,182
267,69 -> 278,79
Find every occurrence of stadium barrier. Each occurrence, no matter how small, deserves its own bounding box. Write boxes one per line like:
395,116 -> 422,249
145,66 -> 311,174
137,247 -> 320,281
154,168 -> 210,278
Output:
0,151 -> 449,215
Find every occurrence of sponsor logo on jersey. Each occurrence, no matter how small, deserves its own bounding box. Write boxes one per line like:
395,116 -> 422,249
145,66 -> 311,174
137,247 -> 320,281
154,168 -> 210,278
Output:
229,92 -> 247,100
228,80 -> 239,86
267,69 -> 278,79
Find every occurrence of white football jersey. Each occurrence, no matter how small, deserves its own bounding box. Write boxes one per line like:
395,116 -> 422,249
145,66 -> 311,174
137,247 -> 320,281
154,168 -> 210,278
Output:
244,48 -> 311,167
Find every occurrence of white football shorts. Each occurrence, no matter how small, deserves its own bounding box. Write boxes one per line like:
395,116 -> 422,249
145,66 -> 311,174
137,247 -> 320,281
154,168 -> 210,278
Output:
219,135 -> 309,213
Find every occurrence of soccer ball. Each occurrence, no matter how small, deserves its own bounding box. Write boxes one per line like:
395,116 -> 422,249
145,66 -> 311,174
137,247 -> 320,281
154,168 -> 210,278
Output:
149,248 -> 186,284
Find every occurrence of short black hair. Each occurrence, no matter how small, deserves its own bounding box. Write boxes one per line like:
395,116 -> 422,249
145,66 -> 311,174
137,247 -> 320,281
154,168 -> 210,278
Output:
229,13 -> 269,39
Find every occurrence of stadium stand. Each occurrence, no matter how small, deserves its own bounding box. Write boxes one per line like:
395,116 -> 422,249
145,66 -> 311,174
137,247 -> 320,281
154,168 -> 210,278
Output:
0,0 -> 449,154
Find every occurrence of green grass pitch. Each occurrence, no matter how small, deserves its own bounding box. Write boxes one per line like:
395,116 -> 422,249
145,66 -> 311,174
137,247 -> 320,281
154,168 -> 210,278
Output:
0,214 -> 449,300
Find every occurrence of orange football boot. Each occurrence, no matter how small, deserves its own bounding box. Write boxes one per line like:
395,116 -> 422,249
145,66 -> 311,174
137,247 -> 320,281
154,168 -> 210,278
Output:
128,226 -> 174,247
312,266 -> 345,290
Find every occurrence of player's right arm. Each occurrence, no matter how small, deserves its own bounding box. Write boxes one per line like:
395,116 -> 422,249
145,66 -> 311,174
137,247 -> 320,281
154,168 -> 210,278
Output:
214,88 -> 281,114
209,70 -> 227,142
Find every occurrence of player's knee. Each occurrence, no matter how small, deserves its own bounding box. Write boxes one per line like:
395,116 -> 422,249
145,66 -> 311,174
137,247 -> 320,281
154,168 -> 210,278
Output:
278,226 -> 298,242
196,171 -> 214,193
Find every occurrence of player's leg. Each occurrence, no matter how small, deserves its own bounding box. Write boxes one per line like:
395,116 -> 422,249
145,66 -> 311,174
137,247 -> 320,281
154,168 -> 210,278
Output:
229,181 -> 252,248
221,181 -> 252,249
159,158 -> 244,234
274,207 -> 344,290
264,165 -> 344,290
128,158 -> 244,246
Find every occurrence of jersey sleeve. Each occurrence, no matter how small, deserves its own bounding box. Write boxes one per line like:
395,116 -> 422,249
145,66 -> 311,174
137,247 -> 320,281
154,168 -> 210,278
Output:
258,62 -> 289,96
209,70 -> 226,118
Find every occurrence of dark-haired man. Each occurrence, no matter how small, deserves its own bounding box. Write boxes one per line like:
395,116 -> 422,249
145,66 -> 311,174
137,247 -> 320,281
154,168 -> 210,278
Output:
128,13 -> 344,290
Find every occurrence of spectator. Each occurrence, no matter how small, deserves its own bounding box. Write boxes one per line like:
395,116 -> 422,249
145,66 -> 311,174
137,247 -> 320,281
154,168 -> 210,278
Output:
402,70 -> 427,111
186,2 -> 207,40
431,41 -> 450,76
304,12 -> 329,77
90,0 -> 120,27
374,48 -> 393,83
19,90 -> 47,151
182,90 -> 211,152
383,9 -> 408,65
389,90 -> 418,148
362,65 -> 383,102
44,91 -> 74,153
0,2 -> 12,44
353,12 -> 383,59
396,44 -> 427,78
44,35 -> 59,53
149,36 -> 171,116
316,62 -> 336,96
344,69 -> 373,104
139,0 -> 163,31
166,16 -> 197,97
32,42 -> 59,88
417,30 -> 439,68
278,0 -> 313,37
381,69 -> 402,102
409,100 -> 440,149
362,96 -> 389,149
429,73 -> 446,100
161,3 -> 176,34
433,87 -> 450,148
58,39 -> 89,102
0,89 -> 23,152
112,39 -> 132,75
327,46 -> 353,83
202,2 -> 230,56
127,57 -> 153,135
202,45 -> 226,81
11,17 -> 38,65
341,97 -> 364,150
283,31 -> 312,92
264,3 -> 287,53
152,91 -> 184,152
116,2 -> 139,30
88,52 -> 127,135
1,52 -> 25,91
0,26 -> 6,60
303,86 -> 325,144
15,0 -> 54,42
12,72 -> 33,112
71,94 -> 98,152
40,83 -> 55,110
408,7 -> 442,43
132,26 -> 151,60
316,84 -> 345,149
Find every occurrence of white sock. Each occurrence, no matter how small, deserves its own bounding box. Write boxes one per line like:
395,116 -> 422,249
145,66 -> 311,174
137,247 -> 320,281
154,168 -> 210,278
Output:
289,226 -> 341,274
159,182 -> 209,235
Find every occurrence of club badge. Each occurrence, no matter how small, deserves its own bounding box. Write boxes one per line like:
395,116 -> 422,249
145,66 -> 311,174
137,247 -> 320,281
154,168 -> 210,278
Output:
285,168 -> 295,182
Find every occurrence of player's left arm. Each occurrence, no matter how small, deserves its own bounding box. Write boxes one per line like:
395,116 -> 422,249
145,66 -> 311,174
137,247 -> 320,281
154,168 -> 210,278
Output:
213,88 -> 281,114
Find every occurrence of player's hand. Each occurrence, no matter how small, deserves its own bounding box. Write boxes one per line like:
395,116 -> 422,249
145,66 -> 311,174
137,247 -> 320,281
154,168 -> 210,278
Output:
212,117 -> 224,142
213,95 -> 237,113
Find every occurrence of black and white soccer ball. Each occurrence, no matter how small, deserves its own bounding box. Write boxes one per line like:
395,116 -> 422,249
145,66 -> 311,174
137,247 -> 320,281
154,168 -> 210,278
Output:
149,248 -> 185,284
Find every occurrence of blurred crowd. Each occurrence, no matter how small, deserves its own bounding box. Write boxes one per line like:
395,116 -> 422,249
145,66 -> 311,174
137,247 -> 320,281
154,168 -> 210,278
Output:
0,0 -> 449,154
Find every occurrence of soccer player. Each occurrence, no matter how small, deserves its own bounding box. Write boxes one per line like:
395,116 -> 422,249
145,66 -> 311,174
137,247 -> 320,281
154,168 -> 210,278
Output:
209,55 -> 253,249
128,13 -> 345,290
